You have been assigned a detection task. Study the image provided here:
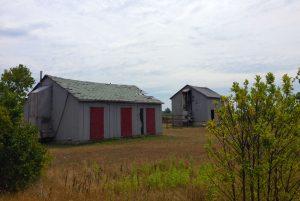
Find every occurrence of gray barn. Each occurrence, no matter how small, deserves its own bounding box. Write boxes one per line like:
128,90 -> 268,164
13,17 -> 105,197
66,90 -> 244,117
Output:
24,75 -> 163,142
170,85 -> 221,126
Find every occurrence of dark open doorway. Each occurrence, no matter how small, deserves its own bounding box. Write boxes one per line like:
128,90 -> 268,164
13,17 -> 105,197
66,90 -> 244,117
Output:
140,108 -> 144,134
211,110 -> 215,120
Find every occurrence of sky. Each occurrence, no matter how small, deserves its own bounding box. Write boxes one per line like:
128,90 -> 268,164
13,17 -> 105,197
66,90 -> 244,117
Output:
0,0 -> 300,109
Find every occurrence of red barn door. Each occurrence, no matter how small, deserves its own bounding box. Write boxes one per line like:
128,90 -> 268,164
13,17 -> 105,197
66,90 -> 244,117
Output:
90,107 -> 104,140
146,108 -> 156,134
121,108 -> 132,137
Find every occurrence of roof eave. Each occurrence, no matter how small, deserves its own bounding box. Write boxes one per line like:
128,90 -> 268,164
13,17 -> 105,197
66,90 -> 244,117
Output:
78,99 -> 163,104
170,84 -> 190,99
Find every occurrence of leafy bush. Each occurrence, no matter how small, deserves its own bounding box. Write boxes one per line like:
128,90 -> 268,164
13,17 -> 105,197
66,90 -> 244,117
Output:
207,72 -> 300,201
0,121 -> 48,192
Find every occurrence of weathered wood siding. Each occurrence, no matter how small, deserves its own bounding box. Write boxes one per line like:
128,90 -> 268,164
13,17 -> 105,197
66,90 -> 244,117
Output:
80,102 -> 162,141
171,86 -> 220,125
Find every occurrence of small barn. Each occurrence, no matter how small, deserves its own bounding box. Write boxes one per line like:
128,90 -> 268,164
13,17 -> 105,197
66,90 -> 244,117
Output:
24,75 -> 163,142
170,85 -> 221,126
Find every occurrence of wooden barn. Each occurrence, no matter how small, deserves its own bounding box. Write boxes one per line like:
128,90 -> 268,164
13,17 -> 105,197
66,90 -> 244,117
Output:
24,75 -> 163,142
170,85 -> 221,126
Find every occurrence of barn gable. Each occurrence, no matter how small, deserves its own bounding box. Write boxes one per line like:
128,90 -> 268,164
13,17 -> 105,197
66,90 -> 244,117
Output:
170,85 -> 220,100
170,85 -> 221,126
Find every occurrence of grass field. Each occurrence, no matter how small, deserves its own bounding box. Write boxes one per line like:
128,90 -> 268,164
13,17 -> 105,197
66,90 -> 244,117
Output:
0,127 -> 219,201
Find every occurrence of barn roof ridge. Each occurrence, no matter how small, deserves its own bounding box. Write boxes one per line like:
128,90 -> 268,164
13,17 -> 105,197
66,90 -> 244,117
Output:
42,74 -> 163,104
47,75 -> 138,88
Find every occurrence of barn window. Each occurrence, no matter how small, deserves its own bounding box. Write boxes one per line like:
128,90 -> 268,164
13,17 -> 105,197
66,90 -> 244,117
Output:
182,89 -> 192,110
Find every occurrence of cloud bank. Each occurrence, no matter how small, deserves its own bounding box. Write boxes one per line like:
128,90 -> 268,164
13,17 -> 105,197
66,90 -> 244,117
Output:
0,0 -> 300,108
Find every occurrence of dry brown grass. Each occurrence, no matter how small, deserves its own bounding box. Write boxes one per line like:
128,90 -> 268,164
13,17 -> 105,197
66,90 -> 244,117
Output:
0,127 -> 217,201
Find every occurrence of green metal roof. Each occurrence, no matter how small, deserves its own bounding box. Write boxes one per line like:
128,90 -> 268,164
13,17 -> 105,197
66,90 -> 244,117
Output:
47,75 -> 163,104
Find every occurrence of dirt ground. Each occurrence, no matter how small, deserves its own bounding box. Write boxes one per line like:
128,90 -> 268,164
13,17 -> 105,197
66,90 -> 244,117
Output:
49,127 -> 209,167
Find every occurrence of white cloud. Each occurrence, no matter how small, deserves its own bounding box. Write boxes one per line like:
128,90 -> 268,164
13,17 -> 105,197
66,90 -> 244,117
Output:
0,0 -> 300,108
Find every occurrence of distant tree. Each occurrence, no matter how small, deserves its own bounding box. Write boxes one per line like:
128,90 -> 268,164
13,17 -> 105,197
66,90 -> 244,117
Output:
0,64 -> 34,122
207,72 -> 300,201
164,108 -> 171,114
296,68 -> 300,101
0,65 -> 48,193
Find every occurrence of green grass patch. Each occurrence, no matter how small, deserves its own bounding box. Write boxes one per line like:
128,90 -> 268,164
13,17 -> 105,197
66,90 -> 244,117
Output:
101,159 -> 218,200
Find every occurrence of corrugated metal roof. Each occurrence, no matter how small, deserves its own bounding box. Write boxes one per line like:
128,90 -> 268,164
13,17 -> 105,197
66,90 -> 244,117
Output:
190,86 -> 221,98
170,85 -> 221,99
46,75 -> 163,104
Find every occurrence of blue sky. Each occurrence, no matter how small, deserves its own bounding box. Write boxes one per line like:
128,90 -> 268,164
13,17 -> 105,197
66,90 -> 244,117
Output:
0,0 -> 300,109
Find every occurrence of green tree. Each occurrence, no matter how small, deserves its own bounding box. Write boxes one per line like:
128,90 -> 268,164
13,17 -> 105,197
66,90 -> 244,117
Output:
206,72 -> 300,201
0,65 -> 48,192
296,92 -> 300,100
0,64 -> 34,99
297,68 -> 300,83
0,64 -> 34,122
164,108 -> 171,114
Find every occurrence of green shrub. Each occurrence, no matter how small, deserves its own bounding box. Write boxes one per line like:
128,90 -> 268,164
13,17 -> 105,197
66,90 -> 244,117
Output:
207,72 -> 300,201
0,120 -> 48,192
0,106 -> 12,151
